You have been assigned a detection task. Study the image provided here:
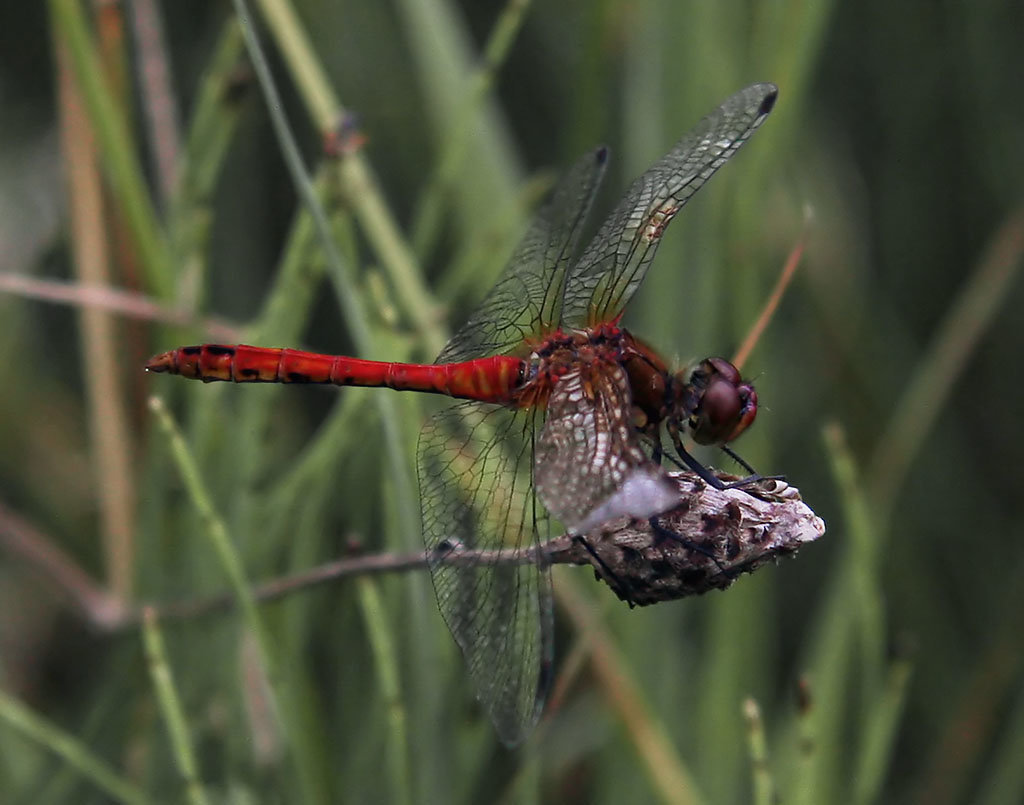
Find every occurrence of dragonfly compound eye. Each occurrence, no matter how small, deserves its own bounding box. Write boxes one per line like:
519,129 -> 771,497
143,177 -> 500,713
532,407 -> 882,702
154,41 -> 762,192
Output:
688,359 -> 758,446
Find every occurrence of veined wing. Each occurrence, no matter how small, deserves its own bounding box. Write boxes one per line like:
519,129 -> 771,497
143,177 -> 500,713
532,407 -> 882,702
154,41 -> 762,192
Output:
534,363 -> 680,535
436,148 -> 608,363
418,401 -> 552,746
559,83 -> 778,328
421,148 -> 608,743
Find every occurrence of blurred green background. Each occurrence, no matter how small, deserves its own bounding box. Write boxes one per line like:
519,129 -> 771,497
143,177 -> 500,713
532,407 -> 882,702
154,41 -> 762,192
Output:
2,1 -> 1023,803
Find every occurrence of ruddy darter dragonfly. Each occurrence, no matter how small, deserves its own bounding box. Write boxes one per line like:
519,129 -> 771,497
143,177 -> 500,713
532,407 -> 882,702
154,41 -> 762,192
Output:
147,83 -> 778,745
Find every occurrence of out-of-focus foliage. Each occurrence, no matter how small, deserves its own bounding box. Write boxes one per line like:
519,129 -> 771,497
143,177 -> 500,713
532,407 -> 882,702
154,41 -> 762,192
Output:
0,0 -> 1022,803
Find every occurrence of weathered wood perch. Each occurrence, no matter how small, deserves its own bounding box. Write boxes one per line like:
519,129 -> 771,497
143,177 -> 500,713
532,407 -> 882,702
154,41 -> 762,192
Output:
544,473 -> 825,605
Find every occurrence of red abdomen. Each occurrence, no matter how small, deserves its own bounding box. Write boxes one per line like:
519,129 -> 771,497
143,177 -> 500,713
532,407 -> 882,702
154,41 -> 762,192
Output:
145,345 -> 525,403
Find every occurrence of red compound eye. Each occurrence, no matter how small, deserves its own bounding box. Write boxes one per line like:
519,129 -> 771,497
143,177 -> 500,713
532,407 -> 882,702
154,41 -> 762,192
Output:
687,358 -> 758,446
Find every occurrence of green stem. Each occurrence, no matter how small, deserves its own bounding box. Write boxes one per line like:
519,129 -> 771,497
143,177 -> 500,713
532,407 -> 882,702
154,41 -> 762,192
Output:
146,397 -> 282,728
410,0 -> 533,260
141,608 -> 212,805
254,0 -> 445,354
49,0 -> 174,299
0,688 -> 149,805
357,578 -> 412,805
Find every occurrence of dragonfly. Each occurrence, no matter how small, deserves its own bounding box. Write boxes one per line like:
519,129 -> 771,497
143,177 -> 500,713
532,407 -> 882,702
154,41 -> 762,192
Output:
147,83 -> 778,746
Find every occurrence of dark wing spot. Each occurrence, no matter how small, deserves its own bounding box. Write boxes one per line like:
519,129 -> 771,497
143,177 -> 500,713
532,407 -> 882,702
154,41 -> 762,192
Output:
760,87 -> 779,115
435,538 -> 463,555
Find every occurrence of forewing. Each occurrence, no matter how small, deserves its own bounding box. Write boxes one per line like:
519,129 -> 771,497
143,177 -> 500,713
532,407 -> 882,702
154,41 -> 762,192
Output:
436,148 -> 608,363
560,83 -> 778,327
534,363 -> 680,535
418,401 -> 551,746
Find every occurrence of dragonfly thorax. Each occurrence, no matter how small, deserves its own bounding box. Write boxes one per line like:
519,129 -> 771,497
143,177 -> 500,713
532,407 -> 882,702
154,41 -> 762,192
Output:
524,326 -> 629,375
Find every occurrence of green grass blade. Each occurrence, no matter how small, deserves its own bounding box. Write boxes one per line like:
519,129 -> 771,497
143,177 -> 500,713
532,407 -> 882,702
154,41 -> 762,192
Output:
868,206 -> 1024,523
254,0 -> 445,354
356,578 -> 412,805
976,681 -> 1024,805
744,698 -> 775,805
555,571 -> 705,805
49,0 -> 174,299
140,608 -> 212,805
853,654 -> 913,805
147,397 -> 283,733
784,423 -> 886,804
170,18 -> 248,308
410,0 -> 533,260
0,688 -> 149,805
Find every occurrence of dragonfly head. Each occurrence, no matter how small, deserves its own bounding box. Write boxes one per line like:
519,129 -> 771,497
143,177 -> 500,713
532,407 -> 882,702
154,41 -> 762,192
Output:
674,357 -> 757,446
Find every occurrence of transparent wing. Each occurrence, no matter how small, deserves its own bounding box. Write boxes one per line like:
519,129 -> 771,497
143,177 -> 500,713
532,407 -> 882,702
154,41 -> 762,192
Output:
417,401 -> 552,746
534,364 -> 680,535
436,148 -> 608,363
560,83 -> 778,327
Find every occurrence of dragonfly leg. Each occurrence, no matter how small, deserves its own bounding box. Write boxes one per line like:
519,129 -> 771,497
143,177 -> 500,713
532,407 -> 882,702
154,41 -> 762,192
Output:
573,535 -> 638,608
721,445 -> 787,484
668,426 -> 774,491
721,444 -> 757,475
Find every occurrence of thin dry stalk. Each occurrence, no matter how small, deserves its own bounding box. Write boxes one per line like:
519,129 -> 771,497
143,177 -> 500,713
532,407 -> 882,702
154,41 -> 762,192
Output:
55,39 -> 136,600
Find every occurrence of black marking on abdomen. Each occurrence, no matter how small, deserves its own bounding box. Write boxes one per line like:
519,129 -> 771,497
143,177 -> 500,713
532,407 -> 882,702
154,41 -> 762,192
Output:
205,345 -> 235,356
